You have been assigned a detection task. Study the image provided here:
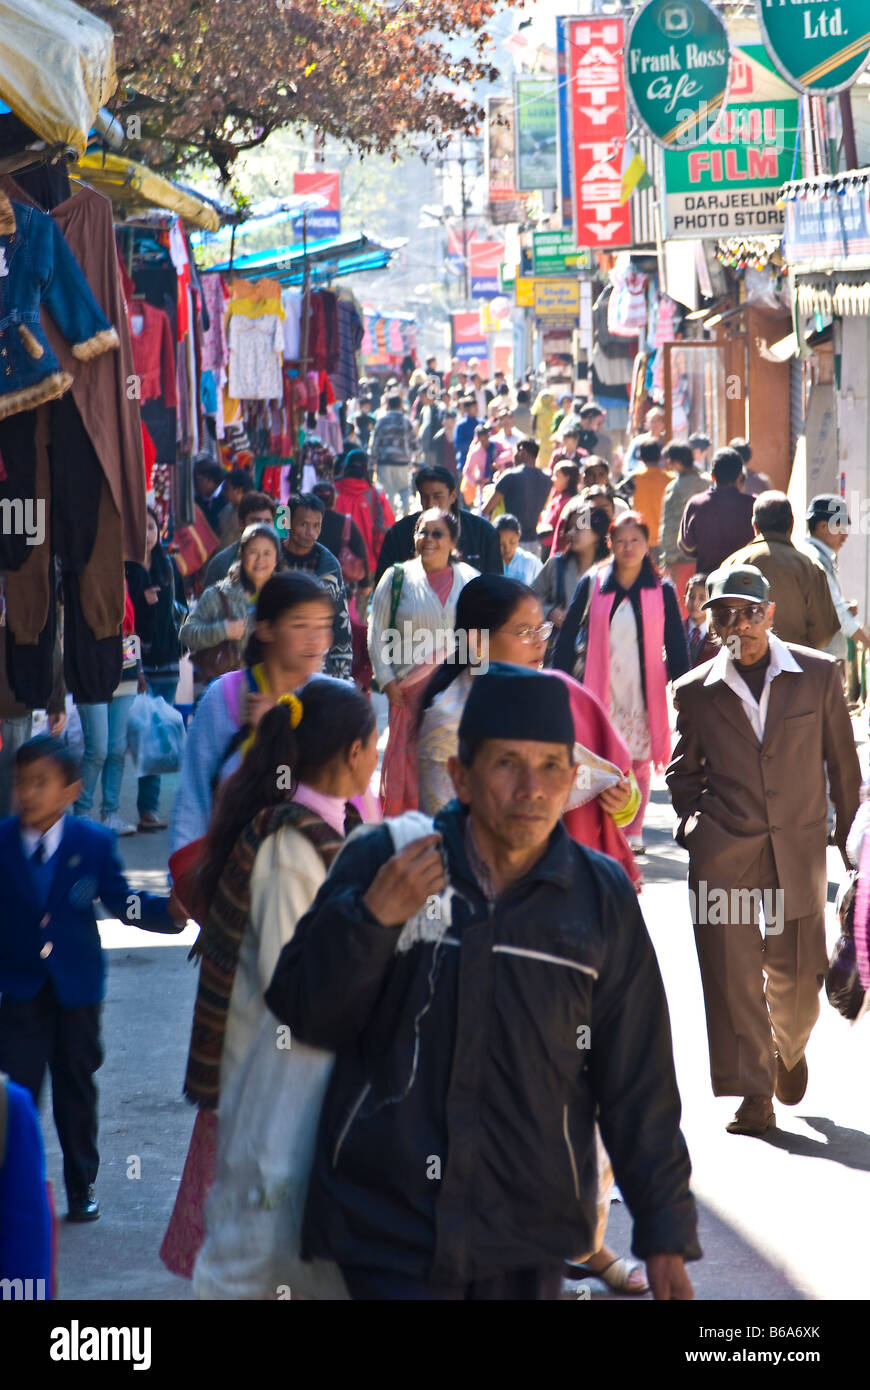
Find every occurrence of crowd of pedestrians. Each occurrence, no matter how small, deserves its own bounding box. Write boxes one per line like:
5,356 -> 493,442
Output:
1,356 -> 869,1303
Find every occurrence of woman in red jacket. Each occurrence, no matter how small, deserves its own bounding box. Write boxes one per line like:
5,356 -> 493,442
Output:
333,450 -> 395,576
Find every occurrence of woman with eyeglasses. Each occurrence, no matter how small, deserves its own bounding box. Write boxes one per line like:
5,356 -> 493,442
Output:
369,507 -> 478,816
417,575 -> 640,876
552,511 -> 690,854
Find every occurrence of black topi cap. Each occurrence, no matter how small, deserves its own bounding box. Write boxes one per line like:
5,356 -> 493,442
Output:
459,664 -> 575,747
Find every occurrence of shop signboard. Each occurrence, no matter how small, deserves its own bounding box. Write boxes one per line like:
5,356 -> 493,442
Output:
469,240 -> 504,300
783,180 -> 870,268
452,311 -> 488,364
662,43 -> 799,238
756,0 -> 870,94
515,276 -> 535,308
515,77 -> 558,191
626,0 -> 731,148
292,171 -> 340,238
556,15 -> 574,227
486,96 -> 526,225
566,16 -> 632,248
534,278 -> 581,318
532,229 -> 593,276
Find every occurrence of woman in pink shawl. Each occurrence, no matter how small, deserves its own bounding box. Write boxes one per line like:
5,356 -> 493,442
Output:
417,575 -> 641,889
552,511 -> 690,854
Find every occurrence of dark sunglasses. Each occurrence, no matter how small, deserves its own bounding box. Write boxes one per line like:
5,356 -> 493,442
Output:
709,603 -> 768,627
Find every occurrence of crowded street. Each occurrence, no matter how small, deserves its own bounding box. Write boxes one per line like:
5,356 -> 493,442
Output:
2,0 -> 870,1357
42,738 -> 870,1304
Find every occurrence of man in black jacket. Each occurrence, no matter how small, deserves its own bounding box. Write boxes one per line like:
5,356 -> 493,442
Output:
266,665 -> 699,1300
373,465 -> 503,583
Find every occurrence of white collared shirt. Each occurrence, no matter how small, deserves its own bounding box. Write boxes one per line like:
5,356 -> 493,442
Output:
20,814 -> 66,863
702,631 -> 802,741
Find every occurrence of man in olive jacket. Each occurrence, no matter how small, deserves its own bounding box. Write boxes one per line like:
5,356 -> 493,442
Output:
667,566 -> 859,1138
267,665 -> 699,1300
724,491 -> 839,650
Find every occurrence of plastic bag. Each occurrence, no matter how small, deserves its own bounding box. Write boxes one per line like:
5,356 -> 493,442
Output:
127,693 -> 185,776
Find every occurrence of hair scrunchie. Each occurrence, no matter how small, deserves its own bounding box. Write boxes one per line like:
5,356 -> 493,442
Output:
277,692 -> 304,729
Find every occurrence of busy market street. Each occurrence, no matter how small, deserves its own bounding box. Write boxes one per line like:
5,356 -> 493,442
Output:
47,745 -> 870,1304
2,0 -> 870,1353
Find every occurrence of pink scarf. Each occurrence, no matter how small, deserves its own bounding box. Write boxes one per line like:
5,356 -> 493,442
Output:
584,568 -> 671,770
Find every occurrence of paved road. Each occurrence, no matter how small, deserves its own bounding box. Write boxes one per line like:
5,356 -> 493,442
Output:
42,719 -> 870,1302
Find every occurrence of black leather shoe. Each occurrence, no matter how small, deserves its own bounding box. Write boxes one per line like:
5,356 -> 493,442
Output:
66,1187 -> 100,1222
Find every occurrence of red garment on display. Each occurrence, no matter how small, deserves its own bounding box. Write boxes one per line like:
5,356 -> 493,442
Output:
130,303 -> 178,406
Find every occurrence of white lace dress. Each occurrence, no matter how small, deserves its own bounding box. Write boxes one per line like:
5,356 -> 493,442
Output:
607,597 -> 650,761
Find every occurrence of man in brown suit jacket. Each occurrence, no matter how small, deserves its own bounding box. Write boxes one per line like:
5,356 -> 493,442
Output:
666,566 -> 859,1136
725,492 -> 839,650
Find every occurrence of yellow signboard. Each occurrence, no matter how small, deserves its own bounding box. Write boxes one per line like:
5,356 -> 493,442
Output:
515,276 -> 535,308
534,278 -> 580,316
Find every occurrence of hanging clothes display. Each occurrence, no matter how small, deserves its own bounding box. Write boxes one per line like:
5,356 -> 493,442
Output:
328,292 -> 363,403
201,271 -> 229,438
0,188 -> 118,421
227,277 -> 284,400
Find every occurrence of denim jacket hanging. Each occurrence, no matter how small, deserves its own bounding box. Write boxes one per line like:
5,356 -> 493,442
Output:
0,190 -> 119,420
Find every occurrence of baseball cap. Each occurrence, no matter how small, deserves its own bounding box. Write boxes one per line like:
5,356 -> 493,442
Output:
807,493 -> 849,531
702,564 -> 770,609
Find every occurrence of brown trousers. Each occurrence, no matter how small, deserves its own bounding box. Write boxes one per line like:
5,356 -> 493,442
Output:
690,842 -> 829,1098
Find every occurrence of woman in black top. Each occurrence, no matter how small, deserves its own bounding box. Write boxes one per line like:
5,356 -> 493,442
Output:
125,507 -> 188,830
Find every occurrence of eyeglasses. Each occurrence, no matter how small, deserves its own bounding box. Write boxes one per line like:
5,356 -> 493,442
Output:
417,528 -> 447,540
506,622 -> 554,644
709,603 -> 769,627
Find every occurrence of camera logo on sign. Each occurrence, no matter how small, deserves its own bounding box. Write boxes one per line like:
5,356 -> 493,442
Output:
658,3 -> 694,37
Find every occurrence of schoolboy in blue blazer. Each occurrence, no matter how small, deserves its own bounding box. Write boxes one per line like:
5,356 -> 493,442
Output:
0,736 -> 185,1221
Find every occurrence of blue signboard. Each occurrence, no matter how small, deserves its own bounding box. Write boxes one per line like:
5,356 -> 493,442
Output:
784,183 -> 870,267
292,210 -> 341,239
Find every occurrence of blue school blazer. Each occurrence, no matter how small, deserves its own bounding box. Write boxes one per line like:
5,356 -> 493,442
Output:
0,816 -> 177,1009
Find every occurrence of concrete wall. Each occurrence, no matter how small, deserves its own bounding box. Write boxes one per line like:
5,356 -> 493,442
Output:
835,314 -> 870,628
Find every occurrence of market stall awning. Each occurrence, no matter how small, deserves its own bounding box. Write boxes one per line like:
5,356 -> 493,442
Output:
74,152 -> 222,232
208,231 -> 407,287
0,0 -> 116,157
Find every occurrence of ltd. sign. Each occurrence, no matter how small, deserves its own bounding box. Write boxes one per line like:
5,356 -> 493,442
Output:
626,0 -> 731,148
756,0 -> 870,93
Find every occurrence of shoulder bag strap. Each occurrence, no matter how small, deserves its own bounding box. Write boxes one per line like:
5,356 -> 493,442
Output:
388,563 -> 405,632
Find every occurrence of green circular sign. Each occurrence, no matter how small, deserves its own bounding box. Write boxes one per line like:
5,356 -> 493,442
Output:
626,0 -> 731,148
756,0 -> 870,94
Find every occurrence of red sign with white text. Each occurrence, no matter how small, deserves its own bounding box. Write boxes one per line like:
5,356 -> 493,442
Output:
567,17 -> 632,248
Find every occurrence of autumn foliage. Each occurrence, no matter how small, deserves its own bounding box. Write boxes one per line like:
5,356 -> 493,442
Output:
83,0 -> 515,178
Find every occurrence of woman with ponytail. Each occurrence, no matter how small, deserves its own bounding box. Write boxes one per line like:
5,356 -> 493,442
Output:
161,679 -> 378,1292
169,571 -> 339,854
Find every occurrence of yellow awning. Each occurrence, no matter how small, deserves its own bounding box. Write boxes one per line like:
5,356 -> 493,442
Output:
74,152 -> 221,233
0,0 -> 116,156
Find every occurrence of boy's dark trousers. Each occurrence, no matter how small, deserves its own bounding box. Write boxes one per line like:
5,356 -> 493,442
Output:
0,980 -> 102,1202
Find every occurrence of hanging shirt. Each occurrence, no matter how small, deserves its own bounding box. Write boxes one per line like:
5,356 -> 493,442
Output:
130,303 -> 178,405
227,314 -> 284,400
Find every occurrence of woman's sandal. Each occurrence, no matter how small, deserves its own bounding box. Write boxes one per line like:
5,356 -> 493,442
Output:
564,1257 -> 650,1294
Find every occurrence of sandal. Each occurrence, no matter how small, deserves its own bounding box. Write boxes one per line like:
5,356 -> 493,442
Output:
565,1257 -> 650,1294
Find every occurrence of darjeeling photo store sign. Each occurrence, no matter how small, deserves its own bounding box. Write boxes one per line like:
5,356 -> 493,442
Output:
662,42 -> 800,238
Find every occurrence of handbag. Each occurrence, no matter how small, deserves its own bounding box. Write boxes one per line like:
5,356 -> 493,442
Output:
370,564 -> 404,694
572,581 -> 594,682
171,505 -> 220,578
826,870 -> 866,1021
338,512 -> 366,584
194,589 -> 242,684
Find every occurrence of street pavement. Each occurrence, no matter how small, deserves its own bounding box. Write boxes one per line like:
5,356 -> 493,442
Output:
42,705 -> 870,1302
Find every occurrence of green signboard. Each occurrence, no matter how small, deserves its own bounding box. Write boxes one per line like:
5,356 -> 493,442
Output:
515,77 -> 558,192
662,42 -> 800,239
626,0 -> 731,148
532,230 -> 592,277
756,0 -> 870,94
